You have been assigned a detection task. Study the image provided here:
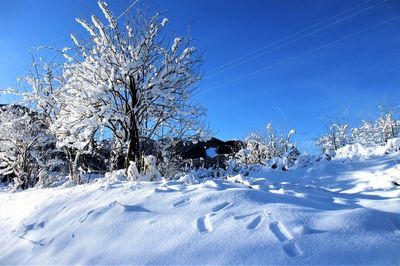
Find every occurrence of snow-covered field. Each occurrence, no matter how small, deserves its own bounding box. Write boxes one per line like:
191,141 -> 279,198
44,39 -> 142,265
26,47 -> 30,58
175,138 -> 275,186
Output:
1,152 -> 400,265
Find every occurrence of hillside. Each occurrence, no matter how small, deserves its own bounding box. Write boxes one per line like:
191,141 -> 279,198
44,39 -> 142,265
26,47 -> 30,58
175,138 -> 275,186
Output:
1,146 -> 399,265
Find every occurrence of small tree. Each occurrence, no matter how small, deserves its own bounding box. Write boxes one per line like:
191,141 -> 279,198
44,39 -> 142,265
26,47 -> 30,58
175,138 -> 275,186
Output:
351,110 -> 400,147
54,1 -> 205,177
0,105 -> 52,189
235,123 -> 299,169
316,123 -> 349,154
375,111 -> 400,144
351,121 -> 378,146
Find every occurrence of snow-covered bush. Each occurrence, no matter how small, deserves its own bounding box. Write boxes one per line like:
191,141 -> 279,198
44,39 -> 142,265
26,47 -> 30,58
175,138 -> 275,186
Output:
316,123 -> 349,156
385,137 -> 400,153
318,109 -> 400,161
351,121 -> 379,146
351,111 -> 400,146
142,155 -> 162,181
233,124 -> 299,171
0,105 -> 54,190
156,138 -> 188,180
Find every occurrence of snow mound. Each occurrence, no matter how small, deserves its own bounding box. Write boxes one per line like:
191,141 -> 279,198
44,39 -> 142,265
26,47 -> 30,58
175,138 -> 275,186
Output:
0,154 -> 399,265
335,138 -> 400,160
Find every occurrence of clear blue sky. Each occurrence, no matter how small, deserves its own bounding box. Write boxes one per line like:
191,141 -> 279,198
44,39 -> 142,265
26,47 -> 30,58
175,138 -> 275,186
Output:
1,0 -> 399,152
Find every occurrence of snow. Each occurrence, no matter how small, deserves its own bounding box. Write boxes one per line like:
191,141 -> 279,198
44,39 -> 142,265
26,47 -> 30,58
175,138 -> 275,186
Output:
161,18 -> 169,27
335,137 -> 400,160
1,151 -> 399,265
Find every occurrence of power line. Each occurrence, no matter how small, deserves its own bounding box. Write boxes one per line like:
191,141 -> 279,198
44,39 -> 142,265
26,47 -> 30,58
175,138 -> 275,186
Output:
205,0 -> 374,74
116,0 -> 139,20
204,0 -> 388,79
198,15 -> 399,95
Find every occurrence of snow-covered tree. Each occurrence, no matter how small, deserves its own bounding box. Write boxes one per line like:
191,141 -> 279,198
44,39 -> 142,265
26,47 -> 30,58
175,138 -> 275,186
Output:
54,1 -> 205,177
0,105 -> 53,189
234,124 -> 299,170
316,123 -> 349,155
21,54 -> 63,121
3,54 -> 72,184
375,111 -> 400,144
351,111 -> 400,146
351,121 -> 379,146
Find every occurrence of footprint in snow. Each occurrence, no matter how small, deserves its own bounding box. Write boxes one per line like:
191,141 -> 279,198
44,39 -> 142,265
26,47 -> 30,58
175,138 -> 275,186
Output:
172,198 -> 190,208
195,202 -> 233,234
247,215 -> 264,230
122,204 -> 151,213
233,211 -> 260,220
282,242 -> 302,257
269,221 -> 293,242
196,214 -> 214,234
269,221 -> 302,258
212,202 -> 231,212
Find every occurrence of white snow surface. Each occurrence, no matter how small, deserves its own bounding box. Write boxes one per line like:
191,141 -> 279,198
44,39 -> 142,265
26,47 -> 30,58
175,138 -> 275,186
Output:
1,154 -> 400,265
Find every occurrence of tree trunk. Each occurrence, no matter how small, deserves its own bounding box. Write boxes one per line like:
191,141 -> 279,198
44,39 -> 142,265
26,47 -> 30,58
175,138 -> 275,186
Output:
125,76 -> 142,176
72,152 -> 81,184
64,147 -> 81,184
125,121 -> 141,175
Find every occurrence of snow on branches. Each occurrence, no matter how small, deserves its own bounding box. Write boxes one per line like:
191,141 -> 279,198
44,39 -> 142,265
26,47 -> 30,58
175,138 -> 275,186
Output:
53,1 -> 205,176
234,124 -> 299,170
0,105 -> 53,190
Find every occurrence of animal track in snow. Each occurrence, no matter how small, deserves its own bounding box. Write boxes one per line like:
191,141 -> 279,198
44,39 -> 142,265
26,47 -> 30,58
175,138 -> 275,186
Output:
269,221 -> 302,258
19,221 -> 49,246
78,204 -> 114,223
79,210 -> 96,223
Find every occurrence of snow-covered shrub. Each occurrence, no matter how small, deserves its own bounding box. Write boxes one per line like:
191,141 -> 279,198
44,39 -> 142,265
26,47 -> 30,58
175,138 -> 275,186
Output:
156,138 -> 188,180
351,111 -> 400,146
316,123 -> 349,155
375,111 -> 400,144
320,109 -> 400,161
127,161 -> 139,181
2,54 -> 72,187
142,155 -> 162,181
0,105 -> 54,190
233,124 -> 299,171
294,153 -> 318,168
351,121 -> 379,147
177,173 -> 200,185
385,137 -> 400,153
